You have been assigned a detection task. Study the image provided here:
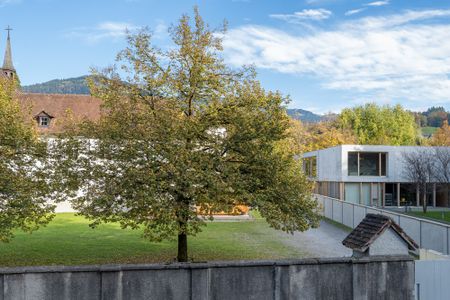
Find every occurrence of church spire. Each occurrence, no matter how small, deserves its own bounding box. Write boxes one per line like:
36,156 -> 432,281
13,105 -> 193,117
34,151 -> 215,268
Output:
2,26 -> 14,71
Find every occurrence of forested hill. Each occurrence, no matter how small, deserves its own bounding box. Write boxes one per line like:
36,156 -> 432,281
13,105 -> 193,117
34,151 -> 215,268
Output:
22,76 -> 90,95
286,109 -> 324,123
22,76 -> 327,123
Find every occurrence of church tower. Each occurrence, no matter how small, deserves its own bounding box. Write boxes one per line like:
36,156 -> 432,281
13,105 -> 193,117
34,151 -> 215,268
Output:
2,26 -> 16,79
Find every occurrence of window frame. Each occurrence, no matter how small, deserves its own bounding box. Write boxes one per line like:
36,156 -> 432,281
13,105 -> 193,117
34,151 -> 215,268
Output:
39,116 -> 50,127
348,151 -> 388,177
303,156 -> 317,179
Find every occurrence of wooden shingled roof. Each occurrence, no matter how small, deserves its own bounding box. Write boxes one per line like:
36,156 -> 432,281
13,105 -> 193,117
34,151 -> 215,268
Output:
342,214 -> 418,252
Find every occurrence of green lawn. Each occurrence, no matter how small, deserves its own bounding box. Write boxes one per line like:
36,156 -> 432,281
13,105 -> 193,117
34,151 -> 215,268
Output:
421,126 -> 438,136
407,211 -> 450,223
0,213 -> 304,267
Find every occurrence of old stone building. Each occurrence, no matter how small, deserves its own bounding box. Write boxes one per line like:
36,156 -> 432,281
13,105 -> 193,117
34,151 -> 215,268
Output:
1,28 -> 101,134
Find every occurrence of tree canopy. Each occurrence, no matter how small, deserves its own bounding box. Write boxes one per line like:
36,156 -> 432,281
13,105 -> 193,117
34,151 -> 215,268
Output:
54,8 -> 320,262
337,103 -> 418,145
0,77 -> 55,242
287,119 -> 356,153
429,120 -> 450,146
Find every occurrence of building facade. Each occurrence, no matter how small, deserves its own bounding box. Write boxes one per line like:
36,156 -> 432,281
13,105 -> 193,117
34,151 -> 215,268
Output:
303,145 -> 450,207
0,28 -> 101,134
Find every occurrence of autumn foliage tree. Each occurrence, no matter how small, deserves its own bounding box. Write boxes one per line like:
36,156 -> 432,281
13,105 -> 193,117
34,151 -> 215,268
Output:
429,120 -> 450,146
54,9 -> 320,262
287,119 -> 356,153
338,103 -> 419,145
0,77 -> 55,242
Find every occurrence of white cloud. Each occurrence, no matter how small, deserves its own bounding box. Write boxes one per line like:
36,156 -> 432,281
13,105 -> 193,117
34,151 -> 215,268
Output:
223,9 -> 450,108
0,0 -> 21,6
270,9 -> 332,23
346,9 -> 450,30
366,1 -> 389,7
153,20 -> 168,39
65,22 -> 138,44
345,8 -> 366,16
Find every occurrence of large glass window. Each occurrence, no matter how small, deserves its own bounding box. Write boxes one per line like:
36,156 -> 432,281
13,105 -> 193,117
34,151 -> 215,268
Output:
303,156 -> 317,178
381,153 -> 386,176
348,152 -> 358,176
359,152 -> 379,176
303,160 -> 310,177
348,152 -> 387,176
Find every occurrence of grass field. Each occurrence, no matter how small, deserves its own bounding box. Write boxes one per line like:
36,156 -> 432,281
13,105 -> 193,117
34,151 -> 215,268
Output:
421,126 -> 438,136
408,210 -> 450,223
0,213 -> 304,267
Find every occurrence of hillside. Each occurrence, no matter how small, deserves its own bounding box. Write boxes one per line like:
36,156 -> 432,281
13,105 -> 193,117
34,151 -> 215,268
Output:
22,76 -> 90,95
286,108 -> 324,123
22,76 -> 327,124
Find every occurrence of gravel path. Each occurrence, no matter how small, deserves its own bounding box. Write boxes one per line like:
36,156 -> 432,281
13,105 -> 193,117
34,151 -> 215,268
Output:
275,220 -> 352,258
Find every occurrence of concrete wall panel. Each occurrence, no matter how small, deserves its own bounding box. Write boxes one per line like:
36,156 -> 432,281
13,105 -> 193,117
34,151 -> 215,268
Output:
421,222 -> 448,254
324,198 -> 332,219
0,258 -> 415,300
0,275 -> 3,300
120,269 -> 189,300
342,203 -> 354,228
209,266 -> 274,300
366,208 -> 380,215
398,216 -> 421,247
332,201 -> 343,223
317,263 -> 352,299
382,212 -> 401,224
4,272 -> 100,300
288,264 -> 320,299
353,206 -> 366,228
448,228 -> 450,255
416,260 -> 450,300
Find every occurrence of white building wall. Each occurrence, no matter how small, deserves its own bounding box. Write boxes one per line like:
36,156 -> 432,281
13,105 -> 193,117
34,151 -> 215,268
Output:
304,146 -> 342,182
304,145 -> 443,183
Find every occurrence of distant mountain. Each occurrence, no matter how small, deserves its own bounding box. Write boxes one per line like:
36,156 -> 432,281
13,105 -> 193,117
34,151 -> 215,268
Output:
287,108 -> 324,123
22,78 -> 326,124
22,76 -> 90,95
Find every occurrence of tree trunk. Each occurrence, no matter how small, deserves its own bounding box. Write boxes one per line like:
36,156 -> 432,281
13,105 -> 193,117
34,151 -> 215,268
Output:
422,186 -> 427,214
176,197 -> 189,262
177,230 -> 188,262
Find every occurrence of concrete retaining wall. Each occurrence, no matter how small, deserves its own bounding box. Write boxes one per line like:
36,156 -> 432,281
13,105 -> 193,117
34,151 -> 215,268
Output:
0,257 -> 414,300
316,194 -> 450,255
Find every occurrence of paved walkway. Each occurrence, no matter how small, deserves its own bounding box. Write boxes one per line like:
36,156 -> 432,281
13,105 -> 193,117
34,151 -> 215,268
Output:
275,220 -> 352,258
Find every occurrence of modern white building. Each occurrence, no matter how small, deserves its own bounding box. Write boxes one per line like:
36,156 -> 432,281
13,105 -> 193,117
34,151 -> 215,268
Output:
303,145 -> 450,207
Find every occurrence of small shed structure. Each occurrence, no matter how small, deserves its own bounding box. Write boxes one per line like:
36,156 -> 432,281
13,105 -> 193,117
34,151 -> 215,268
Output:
342,213 -> 418,257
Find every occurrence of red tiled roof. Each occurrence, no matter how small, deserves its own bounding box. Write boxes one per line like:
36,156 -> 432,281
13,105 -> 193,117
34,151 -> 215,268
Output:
18,92 -> 102,134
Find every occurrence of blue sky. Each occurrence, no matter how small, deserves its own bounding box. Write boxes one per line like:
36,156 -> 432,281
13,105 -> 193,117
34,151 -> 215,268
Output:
1,0 -> 450,113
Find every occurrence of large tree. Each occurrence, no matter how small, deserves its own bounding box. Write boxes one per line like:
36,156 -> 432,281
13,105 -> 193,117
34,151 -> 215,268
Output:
429,121 -> 450,146
287,119 -> 356,153
0,77 -> 55,242
338,103 -> 418,145
55,9 -> 320,262
402,149 -> 434,213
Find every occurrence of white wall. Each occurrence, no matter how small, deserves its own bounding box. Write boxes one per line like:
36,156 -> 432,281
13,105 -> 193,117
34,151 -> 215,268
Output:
304,146 -> 342,182
369,227 -> 410,256
305,145 -> 446,183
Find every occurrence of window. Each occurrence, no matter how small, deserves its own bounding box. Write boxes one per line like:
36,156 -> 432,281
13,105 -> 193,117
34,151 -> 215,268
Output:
359,152 -> 379,176
303,156 -> 317,178
380,153 -> 386,176
348,152 -> 387,176
39,116 -> 49,127
348,152 -> 358,176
